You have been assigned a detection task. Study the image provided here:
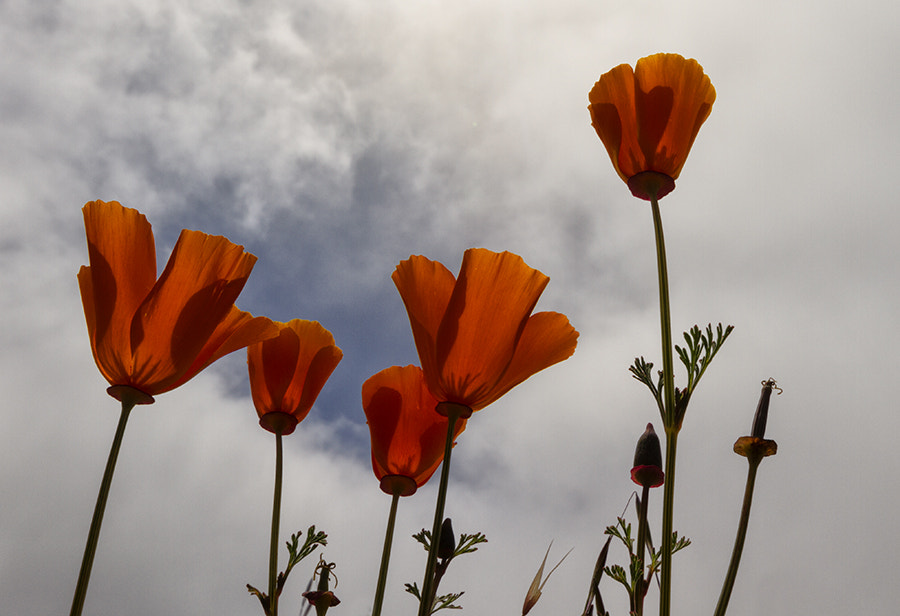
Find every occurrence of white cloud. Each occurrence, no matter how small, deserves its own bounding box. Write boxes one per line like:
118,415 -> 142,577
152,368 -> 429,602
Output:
2,0 -> 899,614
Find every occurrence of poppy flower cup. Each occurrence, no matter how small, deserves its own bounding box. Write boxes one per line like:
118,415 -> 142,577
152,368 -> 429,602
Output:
589,53 -> 716,200
247,318 -> 343,436
78,199 -> 278,403
363,365 -> 467,497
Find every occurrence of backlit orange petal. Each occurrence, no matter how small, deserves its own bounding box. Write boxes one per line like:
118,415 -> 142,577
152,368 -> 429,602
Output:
247,319 -> 343,423
79,200 -> 157,385
590,53 -> 715,187
169,307 -> 279,392
129,229 -> 257,393
434,248 -> 549,409
634,53 -> 715,179
275,320 -> 343,421
77,266 -> 107,380
481,311 -> 579,408
589,63 -> 641,180
247,320 -> 286,415
362,365 -> 465,487
391,256 -> 457,394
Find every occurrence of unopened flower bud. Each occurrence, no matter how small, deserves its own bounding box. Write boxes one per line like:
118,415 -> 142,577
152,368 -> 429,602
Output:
438,518 -> 456,560
631,423 -> 664,488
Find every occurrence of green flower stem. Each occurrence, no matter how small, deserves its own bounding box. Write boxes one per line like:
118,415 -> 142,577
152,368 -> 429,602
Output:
371,490 -> 402,616
634,484 -> 651,616
268,431 -> 284,616
713,454 -> 763,616
659,427 -> 678,616
650,194 -> 678,616
416,407 -> 463,616
70,399 -> 135,616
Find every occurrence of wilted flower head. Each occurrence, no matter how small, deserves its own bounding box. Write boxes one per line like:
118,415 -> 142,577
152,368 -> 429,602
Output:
392,248 -> 578,412
78,200 -> 277,402
589,53 -> 716,200
302,559 -> 340,616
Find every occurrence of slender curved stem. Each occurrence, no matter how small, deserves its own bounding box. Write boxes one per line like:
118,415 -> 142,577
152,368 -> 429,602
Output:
372,491 -> 402,616
268,432 -> 284,616
70,400 -> 135,616
650,194 -> 677,616
713,456 -> 762,616
416,408 -> 462,616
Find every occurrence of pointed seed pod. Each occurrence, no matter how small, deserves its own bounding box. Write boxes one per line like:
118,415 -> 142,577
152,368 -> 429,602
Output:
751,378 -> 779,438
734,379 -> 780,459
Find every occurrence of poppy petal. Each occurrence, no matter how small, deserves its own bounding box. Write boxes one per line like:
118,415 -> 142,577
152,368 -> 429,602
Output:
392,256 -> 457,394
80,201 -> 157,385
480,311 -> 579,407
278,320 -> 343,422
434,248 -> 549,408
362,365 -> 465,487
589,63 -> 641,180
247,319 -> 343,425
129,229 -> 257,392
170,307 -> 280,392
589,53 -> 715,186
634,54 -> 715,179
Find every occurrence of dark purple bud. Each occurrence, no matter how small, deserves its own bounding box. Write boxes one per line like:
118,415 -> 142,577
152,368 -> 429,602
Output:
631,423 -> 664,488
438,517 -> 455,560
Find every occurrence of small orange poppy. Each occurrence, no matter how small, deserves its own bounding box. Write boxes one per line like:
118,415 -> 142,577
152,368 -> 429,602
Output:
362,365 -> 467,495
589,53 -> 716,200
78,200 -> 278,401
392,248 -> 578,412
247,319 -> 343,435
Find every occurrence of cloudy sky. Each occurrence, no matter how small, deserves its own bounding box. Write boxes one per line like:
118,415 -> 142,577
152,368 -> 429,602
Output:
2,0 -> 898,614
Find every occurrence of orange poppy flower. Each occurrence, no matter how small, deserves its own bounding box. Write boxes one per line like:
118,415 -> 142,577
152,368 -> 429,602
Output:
78,200 -> 278,402
247,319 -> 343,435
588,53 -> 716,200
362,365 -> 468,496
392,248 -> 578,412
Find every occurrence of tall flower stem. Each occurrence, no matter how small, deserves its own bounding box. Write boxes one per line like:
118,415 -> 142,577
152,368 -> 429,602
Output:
268,432 -> 284,616
70,399 -> 135,616
713,454 -> 763,616
372,490 -> 402,616
634,484 -> 651,616
650,194 -> 678,616
659,428 -> 678,614
416,404 -> 466,616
